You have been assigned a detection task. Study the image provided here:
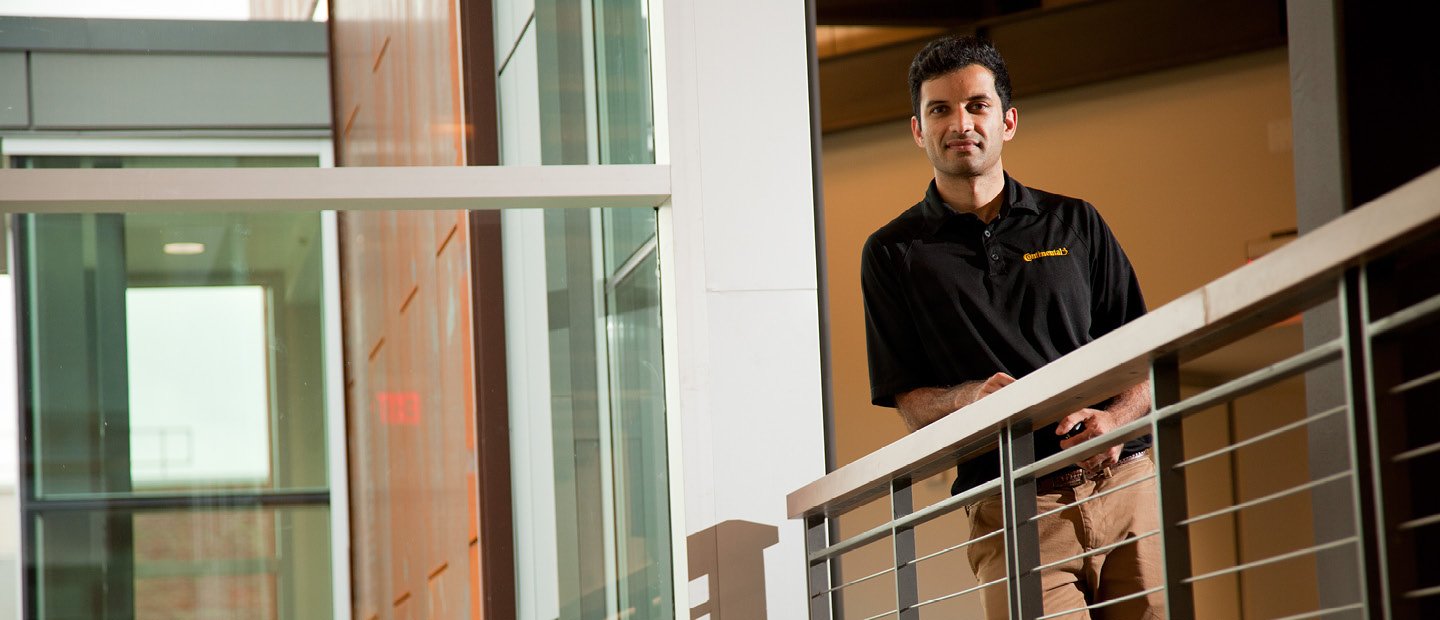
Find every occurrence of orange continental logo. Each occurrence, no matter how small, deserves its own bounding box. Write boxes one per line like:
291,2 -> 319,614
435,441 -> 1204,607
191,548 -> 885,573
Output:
1023,247 -> 1069,262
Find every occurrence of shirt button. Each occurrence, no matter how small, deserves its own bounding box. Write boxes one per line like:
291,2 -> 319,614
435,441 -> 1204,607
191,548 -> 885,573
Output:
983,230 -> 992,238
990,253 -> 999,261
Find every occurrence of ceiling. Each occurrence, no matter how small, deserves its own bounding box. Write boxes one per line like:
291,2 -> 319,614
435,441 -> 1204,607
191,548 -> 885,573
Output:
815,0 -> 1046,27
124,211 -> 323,304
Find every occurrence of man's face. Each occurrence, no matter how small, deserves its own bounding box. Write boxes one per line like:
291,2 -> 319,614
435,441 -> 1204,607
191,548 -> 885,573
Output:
911,64 -> 1018,179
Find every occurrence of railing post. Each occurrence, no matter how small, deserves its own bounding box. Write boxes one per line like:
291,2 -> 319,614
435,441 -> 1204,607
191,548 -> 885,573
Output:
999,421 -> 1043,619
1340,266 -> 1394,619
1151,353 -> 1195,619
806,514 -> 834,620
892,478 -> 919,620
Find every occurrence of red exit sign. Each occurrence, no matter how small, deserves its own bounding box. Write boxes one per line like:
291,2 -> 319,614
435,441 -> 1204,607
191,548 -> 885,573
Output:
377,392 -> 421,425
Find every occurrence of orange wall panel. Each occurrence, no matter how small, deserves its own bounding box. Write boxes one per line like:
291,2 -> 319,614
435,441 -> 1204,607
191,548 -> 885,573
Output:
334,0 -> 502,615
340,209 -> 484,619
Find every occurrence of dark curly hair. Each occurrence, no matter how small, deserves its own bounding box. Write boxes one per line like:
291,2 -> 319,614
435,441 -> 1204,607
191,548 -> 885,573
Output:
908,35 -> 1013,120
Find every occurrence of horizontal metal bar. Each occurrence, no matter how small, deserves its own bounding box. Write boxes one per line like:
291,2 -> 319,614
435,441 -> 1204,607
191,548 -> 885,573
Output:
1178,471 -> 1351,528
1391,367 -> 1440,395
860,609 -> 897,620
1399,512 -> 1440,532
1158,339 -> 1343,424
815,565 -> 895,597
1394,439 -> 1440,464
1035,585 -> 1164,620
1030,530 -> 1159,575
0,165 -> 672,213
892,479 -> 1002,533
1368,291 -> 1440,337
1268,602 -> 1365,620
905,576 -> 1007,612
908,527 -> 1006,567
25,489 -> 330,512
1183,536 -> 1357,584
1012,416 -> 1153,482
808,520 -> 894,566
1027,474 -> 1156,524
808,479 -> 1002,565
1175,405 -> 1346,470
1404,584 -> 1440,600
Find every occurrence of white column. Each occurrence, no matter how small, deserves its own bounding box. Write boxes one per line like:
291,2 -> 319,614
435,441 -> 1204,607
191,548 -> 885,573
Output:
657,0 -> 825,616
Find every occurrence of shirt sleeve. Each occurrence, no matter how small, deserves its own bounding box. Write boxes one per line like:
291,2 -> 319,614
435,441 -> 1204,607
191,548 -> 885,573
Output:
861,235 -> 934,408
1083,203 -> 1147,338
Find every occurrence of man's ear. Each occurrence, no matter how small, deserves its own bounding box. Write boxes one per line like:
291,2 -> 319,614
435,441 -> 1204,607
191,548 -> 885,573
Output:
911,116 -> 924,148
1002,107 -> 1018,142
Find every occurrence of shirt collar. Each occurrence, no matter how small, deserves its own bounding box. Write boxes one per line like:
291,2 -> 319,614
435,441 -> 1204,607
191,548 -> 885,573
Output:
920,173 -> 1039,234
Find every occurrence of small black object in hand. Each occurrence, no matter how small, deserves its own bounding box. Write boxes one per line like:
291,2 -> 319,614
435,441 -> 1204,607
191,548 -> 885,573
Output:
1061,421 -> 1086,440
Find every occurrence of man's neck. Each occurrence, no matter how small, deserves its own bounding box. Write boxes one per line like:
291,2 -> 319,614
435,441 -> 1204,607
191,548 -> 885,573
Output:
934,168 -> 1007,224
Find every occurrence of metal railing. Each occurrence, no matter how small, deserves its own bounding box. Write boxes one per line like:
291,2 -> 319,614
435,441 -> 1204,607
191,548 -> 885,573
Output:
788,167 -> 1440,619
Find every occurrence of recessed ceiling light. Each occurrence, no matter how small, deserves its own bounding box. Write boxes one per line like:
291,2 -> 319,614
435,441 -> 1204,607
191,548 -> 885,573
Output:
164,242 -> 205,255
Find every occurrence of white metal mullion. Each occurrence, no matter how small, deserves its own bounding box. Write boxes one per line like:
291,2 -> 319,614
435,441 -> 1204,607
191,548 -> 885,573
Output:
591,209 -> 623,620
320,210 -> 352,620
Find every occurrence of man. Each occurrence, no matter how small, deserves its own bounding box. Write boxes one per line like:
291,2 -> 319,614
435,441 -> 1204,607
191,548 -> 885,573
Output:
860,36 -> 1163,619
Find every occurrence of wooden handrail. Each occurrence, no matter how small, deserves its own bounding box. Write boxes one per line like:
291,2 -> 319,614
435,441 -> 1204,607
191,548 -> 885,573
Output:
788,166 -> 1440,520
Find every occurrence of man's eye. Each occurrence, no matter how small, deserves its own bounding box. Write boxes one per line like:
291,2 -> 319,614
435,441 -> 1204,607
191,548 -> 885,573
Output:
968,103 -> 988,112
930,106 -> 947,115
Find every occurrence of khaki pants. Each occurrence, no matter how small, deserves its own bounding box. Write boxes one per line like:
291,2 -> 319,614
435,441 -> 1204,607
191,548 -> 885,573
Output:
966,456 -> 1165,619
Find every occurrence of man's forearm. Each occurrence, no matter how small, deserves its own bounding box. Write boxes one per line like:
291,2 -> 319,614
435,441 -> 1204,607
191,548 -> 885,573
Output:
895,379 -> 999,432
1102,380 -> 1152,425
896,385 -> 964,431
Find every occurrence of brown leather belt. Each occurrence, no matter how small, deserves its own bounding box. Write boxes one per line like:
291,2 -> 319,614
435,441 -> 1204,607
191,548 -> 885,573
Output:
1036,449 -> 1151,495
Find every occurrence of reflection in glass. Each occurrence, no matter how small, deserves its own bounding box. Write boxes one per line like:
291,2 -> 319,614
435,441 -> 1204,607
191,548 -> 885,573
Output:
20,211 -> 328,499
528,208 -> 669,620
15,154 -> 332,619
606,251 -> 670,616
37,506 -> 331,619
506,0 -> 670,615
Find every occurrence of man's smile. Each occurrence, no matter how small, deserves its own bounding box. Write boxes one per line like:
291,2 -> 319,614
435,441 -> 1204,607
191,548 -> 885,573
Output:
946,138 -> 980,151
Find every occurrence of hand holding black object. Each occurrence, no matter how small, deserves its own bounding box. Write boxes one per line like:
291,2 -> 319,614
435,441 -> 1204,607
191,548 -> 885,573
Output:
1055,409 -> 1123,474
1060,421 -> 1085,440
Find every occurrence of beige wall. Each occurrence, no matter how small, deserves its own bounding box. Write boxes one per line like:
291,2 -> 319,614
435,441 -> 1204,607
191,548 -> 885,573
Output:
821,48 -> 1301,616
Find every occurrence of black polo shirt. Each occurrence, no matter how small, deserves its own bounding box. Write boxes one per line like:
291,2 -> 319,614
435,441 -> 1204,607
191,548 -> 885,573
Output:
861,174 -> 1151,493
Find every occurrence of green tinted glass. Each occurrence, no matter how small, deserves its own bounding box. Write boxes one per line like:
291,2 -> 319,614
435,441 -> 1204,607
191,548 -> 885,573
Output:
20,211 -> 328,499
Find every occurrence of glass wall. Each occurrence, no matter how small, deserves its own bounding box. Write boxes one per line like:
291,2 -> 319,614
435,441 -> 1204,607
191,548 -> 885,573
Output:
526,207 -> 668,619
11,155 -> 334,619
499,0 -> 671,616
0,216 -> 17,620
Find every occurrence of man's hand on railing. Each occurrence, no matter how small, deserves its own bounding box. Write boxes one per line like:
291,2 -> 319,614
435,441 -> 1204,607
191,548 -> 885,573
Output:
895,372 -> 1016,432
1056,408 -> 1124,474
1055,380 -> 1152,474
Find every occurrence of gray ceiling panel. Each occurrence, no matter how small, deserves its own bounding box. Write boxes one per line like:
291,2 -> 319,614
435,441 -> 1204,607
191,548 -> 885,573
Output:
0,17 -> 326,55
30,52 -> 331,129
0,53 -> 28,128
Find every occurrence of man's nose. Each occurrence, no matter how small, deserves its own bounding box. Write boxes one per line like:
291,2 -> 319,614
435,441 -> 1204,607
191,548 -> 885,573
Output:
956,111 -> 975,132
